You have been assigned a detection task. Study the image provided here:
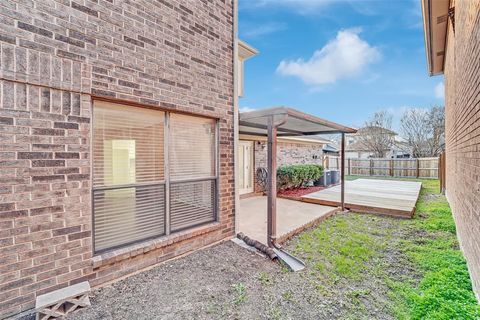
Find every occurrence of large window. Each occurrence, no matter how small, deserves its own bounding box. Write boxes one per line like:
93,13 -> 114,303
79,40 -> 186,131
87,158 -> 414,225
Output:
93,101 -> 217,253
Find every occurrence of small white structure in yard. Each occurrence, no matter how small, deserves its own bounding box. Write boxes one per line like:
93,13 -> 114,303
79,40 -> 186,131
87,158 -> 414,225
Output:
35,281 -> 91,320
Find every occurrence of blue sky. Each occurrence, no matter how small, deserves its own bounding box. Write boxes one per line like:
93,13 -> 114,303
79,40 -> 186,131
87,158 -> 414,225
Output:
238,0 -> 445,130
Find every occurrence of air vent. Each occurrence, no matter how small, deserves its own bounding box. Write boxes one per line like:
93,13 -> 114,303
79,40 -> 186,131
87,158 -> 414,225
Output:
437,14 -> 448,24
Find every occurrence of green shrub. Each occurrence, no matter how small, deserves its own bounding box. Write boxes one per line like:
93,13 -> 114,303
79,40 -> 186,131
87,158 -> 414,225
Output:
277,164 -> 324,190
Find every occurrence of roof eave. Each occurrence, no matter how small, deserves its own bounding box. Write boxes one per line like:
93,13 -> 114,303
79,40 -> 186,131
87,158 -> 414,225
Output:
421,0 -> 450,76
238,40 -> 259,60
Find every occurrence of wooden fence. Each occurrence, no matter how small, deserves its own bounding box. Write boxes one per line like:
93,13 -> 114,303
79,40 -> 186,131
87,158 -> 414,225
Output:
347,157 -> 439,179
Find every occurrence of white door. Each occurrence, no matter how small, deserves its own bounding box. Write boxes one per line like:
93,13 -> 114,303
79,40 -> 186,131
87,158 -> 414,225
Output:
238,141 -> 254,195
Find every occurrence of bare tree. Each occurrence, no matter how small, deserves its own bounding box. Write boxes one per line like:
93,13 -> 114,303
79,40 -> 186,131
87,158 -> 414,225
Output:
357,111 -> 394,157
401,106 -> 444,157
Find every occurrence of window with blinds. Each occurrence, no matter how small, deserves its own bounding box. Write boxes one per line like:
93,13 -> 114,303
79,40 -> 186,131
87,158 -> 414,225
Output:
170,114 -> 217,231
92,101 -> 217,253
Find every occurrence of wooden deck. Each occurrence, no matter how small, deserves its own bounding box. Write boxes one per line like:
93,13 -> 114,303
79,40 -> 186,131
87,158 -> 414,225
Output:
301,179 -> 422,218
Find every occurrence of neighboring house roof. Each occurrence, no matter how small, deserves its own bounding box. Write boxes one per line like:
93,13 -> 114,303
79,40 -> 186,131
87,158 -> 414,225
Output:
355,126 -> 397,136
238,40 -> 258,60
392,140 -> 412,153
421,0 -> 450,75
322,144 -> 339,153
346,139 -> 412,153
345,141 -> 390,152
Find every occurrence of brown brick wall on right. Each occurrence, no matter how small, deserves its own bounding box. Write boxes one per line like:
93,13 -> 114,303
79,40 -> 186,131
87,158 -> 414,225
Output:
443,0 -> 480,301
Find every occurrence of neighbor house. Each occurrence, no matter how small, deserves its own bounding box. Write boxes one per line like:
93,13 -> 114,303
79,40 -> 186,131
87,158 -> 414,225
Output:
345,127 -> 411,159
421,0 -> 480,300
0,1 -> 236,317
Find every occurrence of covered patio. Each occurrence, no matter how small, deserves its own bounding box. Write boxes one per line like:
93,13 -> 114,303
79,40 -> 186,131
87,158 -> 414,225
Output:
238,107 -> 357,247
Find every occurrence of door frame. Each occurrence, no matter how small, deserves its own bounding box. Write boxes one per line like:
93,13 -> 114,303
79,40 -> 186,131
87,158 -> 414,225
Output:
238,140 -> 254,195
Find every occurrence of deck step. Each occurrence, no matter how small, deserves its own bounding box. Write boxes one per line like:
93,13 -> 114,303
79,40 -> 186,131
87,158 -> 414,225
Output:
35,281 -> 91,320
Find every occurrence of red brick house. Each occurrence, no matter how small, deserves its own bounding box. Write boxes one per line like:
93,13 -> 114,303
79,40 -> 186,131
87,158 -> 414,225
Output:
422,0 -> 480,300
0,1 -> 236,317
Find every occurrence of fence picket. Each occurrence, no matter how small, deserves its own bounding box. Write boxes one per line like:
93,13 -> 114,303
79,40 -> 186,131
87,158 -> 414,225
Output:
346,157 -> 439,179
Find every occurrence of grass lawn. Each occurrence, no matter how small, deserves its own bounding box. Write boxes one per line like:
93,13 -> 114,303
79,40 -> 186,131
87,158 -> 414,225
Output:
288,177 -> 480,319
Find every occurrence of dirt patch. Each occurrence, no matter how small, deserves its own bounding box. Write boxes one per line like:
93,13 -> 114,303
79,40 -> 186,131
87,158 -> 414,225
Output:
66,242 -> 341,320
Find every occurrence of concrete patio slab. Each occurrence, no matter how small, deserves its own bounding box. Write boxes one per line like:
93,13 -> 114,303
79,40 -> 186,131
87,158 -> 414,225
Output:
238,196 -> 337,244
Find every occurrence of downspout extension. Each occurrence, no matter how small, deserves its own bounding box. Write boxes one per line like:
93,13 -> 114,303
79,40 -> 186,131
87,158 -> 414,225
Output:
237,233 -> 277,260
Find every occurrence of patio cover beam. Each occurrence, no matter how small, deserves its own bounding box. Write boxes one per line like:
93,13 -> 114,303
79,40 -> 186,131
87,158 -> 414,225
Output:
239,120 -> 305,135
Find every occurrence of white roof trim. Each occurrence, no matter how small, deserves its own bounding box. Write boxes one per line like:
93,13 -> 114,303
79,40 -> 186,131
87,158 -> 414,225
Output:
238,40 -> 258,60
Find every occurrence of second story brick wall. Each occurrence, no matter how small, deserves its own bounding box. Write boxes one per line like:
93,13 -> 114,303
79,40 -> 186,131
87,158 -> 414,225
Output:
0,0 -> 235,317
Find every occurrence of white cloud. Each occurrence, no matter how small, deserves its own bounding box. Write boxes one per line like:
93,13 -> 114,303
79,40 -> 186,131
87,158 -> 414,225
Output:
242,22 -> 287,39
239,106 -> 256,112
435,82 -> 445,99
276,28 -> 380,86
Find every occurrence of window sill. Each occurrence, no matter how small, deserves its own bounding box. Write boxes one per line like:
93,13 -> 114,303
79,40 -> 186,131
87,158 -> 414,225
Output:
92,222 -> 221,269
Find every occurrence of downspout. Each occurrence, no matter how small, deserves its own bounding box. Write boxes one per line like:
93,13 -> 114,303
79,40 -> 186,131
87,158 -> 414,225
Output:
233,0 -> 240,234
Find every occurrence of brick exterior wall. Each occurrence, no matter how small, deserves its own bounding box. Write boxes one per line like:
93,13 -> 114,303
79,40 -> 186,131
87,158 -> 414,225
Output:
252,140 -> 324,192
443,0 -> 480,300
0,0 -> 234,317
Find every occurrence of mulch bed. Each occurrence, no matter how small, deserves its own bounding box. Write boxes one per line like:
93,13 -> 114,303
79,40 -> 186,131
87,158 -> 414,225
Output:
278,186 -> 326,200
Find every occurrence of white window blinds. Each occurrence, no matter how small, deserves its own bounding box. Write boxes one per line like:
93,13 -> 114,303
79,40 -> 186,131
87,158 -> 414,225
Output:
169,114 -> 217,231
93,102 -> 217,252
93,102 -> 166,252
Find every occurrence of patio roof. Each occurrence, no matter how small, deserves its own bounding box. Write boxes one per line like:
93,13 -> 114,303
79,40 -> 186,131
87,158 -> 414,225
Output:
239,107 -> 357,136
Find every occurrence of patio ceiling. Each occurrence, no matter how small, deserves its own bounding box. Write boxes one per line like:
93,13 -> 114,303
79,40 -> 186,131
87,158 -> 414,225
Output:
239,107 -> 357,137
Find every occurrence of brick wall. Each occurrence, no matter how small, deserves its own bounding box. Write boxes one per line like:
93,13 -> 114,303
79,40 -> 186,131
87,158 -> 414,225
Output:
253,140 -> 324,192
443,0 -> 480,300
0,0 -> 234,317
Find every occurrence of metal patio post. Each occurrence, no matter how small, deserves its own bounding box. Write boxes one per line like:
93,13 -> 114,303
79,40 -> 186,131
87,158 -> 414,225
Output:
267,116 -> 277,247
341,132 -> 346,211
